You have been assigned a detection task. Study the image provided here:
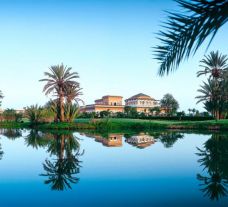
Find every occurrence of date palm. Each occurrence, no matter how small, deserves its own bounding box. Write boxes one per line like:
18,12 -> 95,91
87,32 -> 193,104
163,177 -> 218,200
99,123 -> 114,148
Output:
197,51 -> 228,79
154,0 -> 228,76
65,84 -> 83,105
40,64 -> 79,122
196,79 -> 221,119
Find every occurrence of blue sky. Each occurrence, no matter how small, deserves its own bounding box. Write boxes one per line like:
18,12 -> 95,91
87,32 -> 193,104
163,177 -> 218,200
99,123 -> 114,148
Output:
0,0 -> 227,111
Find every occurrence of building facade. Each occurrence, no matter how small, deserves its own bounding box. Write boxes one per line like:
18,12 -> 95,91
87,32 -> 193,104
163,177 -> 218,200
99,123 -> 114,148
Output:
125,93 -> 160,113
81,95 -> 124,113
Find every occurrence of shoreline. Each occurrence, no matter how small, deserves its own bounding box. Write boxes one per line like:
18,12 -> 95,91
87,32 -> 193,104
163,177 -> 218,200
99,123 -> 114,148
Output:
0,118 -> 228,131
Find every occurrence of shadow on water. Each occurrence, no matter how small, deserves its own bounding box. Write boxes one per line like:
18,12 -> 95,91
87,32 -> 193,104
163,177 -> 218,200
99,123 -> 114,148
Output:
196,133 -> 228,201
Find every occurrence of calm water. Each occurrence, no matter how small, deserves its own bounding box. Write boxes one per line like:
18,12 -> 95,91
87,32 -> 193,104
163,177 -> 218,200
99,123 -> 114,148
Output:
0,129 -> 227,207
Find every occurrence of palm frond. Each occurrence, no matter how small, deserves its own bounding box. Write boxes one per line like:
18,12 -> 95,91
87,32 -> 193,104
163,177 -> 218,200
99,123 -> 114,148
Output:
154,0 -> 228,76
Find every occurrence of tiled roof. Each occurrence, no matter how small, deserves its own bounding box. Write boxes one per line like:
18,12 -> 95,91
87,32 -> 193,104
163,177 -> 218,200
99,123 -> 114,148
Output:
126,93 -> 155,101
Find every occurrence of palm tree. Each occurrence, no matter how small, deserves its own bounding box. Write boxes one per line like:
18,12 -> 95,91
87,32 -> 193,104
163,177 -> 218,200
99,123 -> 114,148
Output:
197,51 -> 228,79
40,64 -> 79,122
0,90 -> 3,107
65,84 -> 83,105
154,0 -> 228,76
196,79 -> 221,119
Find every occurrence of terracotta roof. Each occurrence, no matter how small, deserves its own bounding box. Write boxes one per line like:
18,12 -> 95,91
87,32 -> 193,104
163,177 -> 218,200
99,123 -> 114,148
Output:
125,93 -> 155,101
102,95 -> 123,98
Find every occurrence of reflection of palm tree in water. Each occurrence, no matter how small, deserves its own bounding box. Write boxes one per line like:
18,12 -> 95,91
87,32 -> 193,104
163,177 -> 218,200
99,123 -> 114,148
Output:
40,133 -> 83,191
196,134 -> 228,201
24,130 -> 49,149
158,132 -> 184,148
0,143 -> 3,160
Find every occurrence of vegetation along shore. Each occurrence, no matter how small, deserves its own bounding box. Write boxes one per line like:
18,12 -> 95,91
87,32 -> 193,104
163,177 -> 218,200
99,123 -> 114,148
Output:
1,118 -> 228,131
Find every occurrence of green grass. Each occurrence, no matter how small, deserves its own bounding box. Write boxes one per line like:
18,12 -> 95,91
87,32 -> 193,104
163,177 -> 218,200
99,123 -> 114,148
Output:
0,118 -> 228,131
75,118 -> 228,131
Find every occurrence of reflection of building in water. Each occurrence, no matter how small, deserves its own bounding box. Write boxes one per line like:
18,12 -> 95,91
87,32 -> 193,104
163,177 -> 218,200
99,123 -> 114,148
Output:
126,133 -> 155,148
85,133 -> 123,147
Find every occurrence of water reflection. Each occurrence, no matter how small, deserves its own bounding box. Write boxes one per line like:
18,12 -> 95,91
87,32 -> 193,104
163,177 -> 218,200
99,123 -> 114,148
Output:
82,131 -> 184,149
24,130 -> 49,148
40,132 -> 83,191
0,127 -> 227,202
0,142 -> 3,160
157,131 -> 184,148
125,133 -> 155,149
196,133 -> 228,201
0,128 -> 22,139
84,132 -> 123,147
0,129 -> 84,191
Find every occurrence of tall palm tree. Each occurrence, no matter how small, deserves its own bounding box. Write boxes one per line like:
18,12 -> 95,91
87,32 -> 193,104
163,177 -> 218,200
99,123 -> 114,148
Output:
154,0 -> 228,76
40,64 -> 79,122
197,51 -> 228,78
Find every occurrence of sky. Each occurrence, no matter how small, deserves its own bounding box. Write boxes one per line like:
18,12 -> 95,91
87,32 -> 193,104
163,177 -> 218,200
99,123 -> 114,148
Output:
0,0 -> 227,112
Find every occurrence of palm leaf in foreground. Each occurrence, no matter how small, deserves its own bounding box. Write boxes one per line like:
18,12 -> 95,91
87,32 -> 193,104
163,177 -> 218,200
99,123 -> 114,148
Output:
154,0 -> 228,76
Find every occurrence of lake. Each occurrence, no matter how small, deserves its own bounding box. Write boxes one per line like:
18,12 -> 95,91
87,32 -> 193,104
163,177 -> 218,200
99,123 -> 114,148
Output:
0,128 -> 227,207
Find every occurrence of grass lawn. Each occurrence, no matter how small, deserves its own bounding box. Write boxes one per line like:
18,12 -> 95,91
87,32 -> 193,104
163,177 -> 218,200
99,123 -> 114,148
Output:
0,118 -> 227,131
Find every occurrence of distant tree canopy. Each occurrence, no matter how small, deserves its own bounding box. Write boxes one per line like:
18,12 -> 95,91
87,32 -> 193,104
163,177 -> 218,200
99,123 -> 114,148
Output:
154,0 -> 228,76
160,93 -> 179,115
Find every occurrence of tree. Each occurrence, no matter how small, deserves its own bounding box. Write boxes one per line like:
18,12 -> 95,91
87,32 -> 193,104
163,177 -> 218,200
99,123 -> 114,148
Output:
154,0 -> 228,76
99,110 -> 111,118
196,79 -> 221,119
24,105 -> 44,124
196,52 -> 228,119
3,109 -> 16,122
160,93 -> 179,115
40,64 -> 80,122
197,51 -> 228,79
124,106 -> 131,116
65,84 -> 83,105
149,107 -> 160,116
0,90 -> 3,107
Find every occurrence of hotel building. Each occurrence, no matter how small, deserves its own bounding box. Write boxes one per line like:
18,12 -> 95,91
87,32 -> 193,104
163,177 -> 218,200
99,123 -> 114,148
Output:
125,93 -> 160,113
81,95 -> 124,113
